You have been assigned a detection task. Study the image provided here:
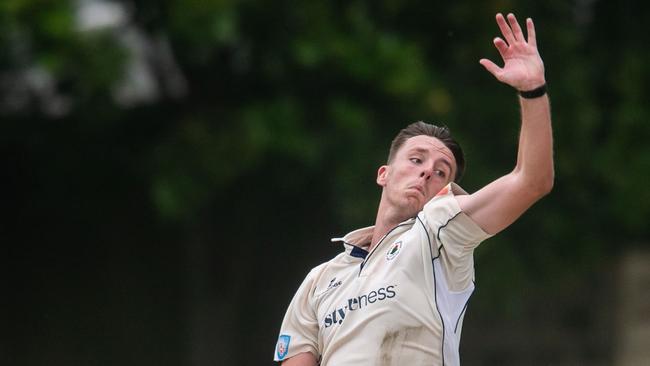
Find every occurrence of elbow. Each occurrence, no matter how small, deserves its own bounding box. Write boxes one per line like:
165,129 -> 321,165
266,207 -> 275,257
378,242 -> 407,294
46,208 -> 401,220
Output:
539,176 -> 554,196
533,171 -> 554,198
516,168 -> 554,200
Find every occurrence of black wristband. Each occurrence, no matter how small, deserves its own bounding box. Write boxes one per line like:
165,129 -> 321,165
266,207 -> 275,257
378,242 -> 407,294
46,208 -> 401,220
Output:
519,84 -> 547,99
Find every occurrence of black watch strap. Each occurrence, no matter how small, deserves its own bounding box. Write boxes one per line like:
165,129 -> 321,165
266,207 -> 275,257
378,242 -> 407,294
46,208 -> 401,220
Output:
519,84 -> 547,99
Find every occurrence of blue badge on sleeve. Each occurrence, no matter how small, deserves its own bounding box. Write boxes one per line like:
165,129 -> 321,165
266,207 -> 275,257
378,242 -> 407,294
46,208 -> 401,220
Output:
276,334 -> 291,360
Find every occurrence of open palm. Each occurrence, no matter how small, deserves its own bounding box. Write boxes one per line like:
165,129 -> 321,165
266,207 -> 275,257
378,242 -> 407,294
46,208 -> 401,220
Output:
480,13 -> 545,92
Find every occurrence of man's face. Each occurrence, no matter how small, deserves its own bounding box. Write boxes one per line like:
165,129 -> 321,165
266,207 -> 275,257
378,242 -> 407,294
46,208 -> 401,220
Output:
377,135 -> 457,218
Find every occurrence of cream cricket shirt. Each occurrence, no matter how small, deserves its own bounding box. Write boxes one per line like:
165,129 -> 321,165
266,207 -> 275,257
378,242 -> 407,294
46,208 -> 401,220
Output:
274,183 -> 492,365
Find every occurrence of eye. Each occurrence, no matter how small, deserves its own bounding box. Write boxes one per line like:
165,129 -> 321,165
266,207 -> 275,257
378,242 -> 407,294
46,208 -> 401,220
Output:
433,170 -> 447,178
410,157 -> 422,164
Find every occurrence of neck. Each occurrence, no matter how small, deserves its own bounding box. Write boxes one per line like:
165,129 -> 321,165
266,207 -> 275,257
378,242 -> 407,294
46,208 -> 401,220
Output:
370,197 -> 407,251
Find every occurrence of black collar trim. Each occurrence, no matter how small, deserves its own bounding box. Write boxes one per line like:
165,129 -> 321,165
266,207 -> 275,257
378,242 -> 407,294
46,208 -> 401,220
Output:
349,245 -> 368,259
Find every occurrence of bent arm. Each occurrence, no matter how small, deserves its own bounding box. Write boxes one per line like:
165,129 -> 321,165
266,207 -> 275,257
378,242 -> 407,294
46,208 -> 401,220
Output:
456,94 -> 553,234
456,13 -> 554,235
281,352 -> 318,366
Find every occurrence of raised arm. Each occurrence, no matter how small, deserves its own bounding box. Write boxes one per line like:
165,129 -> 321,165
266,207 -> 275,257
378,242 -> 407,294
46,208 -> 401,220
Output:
456,13 -> 554,235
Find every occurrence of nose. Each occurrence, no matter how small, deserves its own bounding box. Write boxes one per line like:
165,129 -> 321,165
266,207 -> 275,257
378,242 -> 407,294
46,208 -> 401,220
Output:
419,170 -> 431,180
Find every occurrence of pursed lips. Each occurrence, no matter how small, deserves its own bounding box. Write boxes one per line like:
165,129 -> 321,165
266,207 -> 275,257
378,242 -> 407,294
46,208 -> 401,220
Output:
408,185 -> 426,197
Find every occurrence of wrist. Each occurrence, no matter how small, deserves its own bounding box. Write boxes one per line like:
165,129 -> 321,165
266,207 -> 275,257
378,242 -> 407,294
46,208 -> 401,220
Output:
518,84 -> 547,99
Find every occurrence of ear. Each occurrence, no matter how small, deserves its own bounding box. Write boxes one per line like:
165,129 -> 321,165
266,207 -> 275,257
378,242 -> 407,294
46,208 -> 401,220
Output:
376,165 -> 389,187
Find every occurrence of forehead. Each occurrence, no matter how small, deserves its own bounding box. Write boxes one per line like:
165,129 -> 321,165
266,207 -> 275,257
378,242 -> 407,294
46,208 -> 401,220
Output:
399,135 -> 456,163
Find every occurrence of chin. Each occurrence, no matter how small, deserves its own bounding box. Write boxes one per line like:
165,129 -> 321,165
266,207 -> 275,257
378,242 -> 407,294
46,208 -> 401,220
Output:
388,194 -> 424,220
402,200 -> 424,218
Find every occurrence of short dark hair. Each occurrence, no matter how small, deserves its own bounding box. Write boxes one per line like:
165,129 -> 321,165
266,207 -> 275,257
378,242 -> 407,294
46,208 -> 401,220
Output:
387,121 -> 465,182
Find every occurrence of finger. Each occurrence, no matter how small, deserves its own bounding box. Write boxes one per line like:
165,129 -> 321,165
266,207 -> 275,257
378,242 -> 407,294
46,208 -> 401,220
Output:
493,37 -> 509,59
479,58 -> 503,79
507,13 -> 524,42
526,18 -> 537,47
495,13 -> 515,46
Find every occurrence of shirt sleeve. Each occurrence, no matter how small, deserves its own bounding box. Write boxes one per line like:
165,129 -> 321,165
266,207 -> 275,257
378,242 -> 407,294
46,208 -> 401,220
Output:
273,267 -> 321,362
421,183 -> 493,291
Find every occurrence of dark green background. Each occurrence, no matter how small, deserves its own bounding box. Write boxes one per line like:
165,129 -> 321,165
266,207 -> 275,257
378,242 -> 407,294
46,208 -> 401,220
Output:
4,0 -> 649,365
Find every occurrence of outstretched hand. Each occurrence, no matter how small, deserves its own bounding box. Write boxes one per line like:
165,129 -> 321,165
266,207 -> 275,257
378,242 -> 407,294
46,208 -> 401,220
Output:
480,13 -> 545,92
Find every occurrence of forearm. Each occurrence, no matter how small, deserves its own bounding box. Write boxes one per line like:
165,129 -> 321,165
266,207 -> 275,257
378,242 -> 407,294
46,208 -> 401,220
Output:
514,93 -> 554,195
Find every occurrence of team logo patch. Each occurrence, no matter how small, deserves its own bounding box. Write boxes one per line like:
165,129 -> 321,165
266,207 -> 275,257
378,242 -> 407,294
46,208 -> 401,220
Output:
386,241 -> 402,261
276,334 -> 291,360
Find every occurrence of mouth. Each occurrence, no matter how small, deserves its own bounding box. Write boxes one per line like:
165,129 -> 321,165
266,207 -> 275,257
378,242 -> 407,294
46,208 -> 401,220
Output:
408,185 -> 426,196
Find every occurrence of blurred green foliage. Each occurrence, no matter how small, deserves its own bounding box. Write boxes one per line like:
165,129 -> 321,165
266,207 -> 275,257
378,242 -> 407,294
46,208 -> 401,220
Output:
4,0 -> 649,365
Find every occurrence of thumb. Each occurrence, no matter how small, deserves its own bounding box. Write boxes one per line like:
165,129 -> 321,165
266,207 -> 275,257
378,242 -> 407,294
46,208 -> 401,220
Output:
479,59 -> 502,79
